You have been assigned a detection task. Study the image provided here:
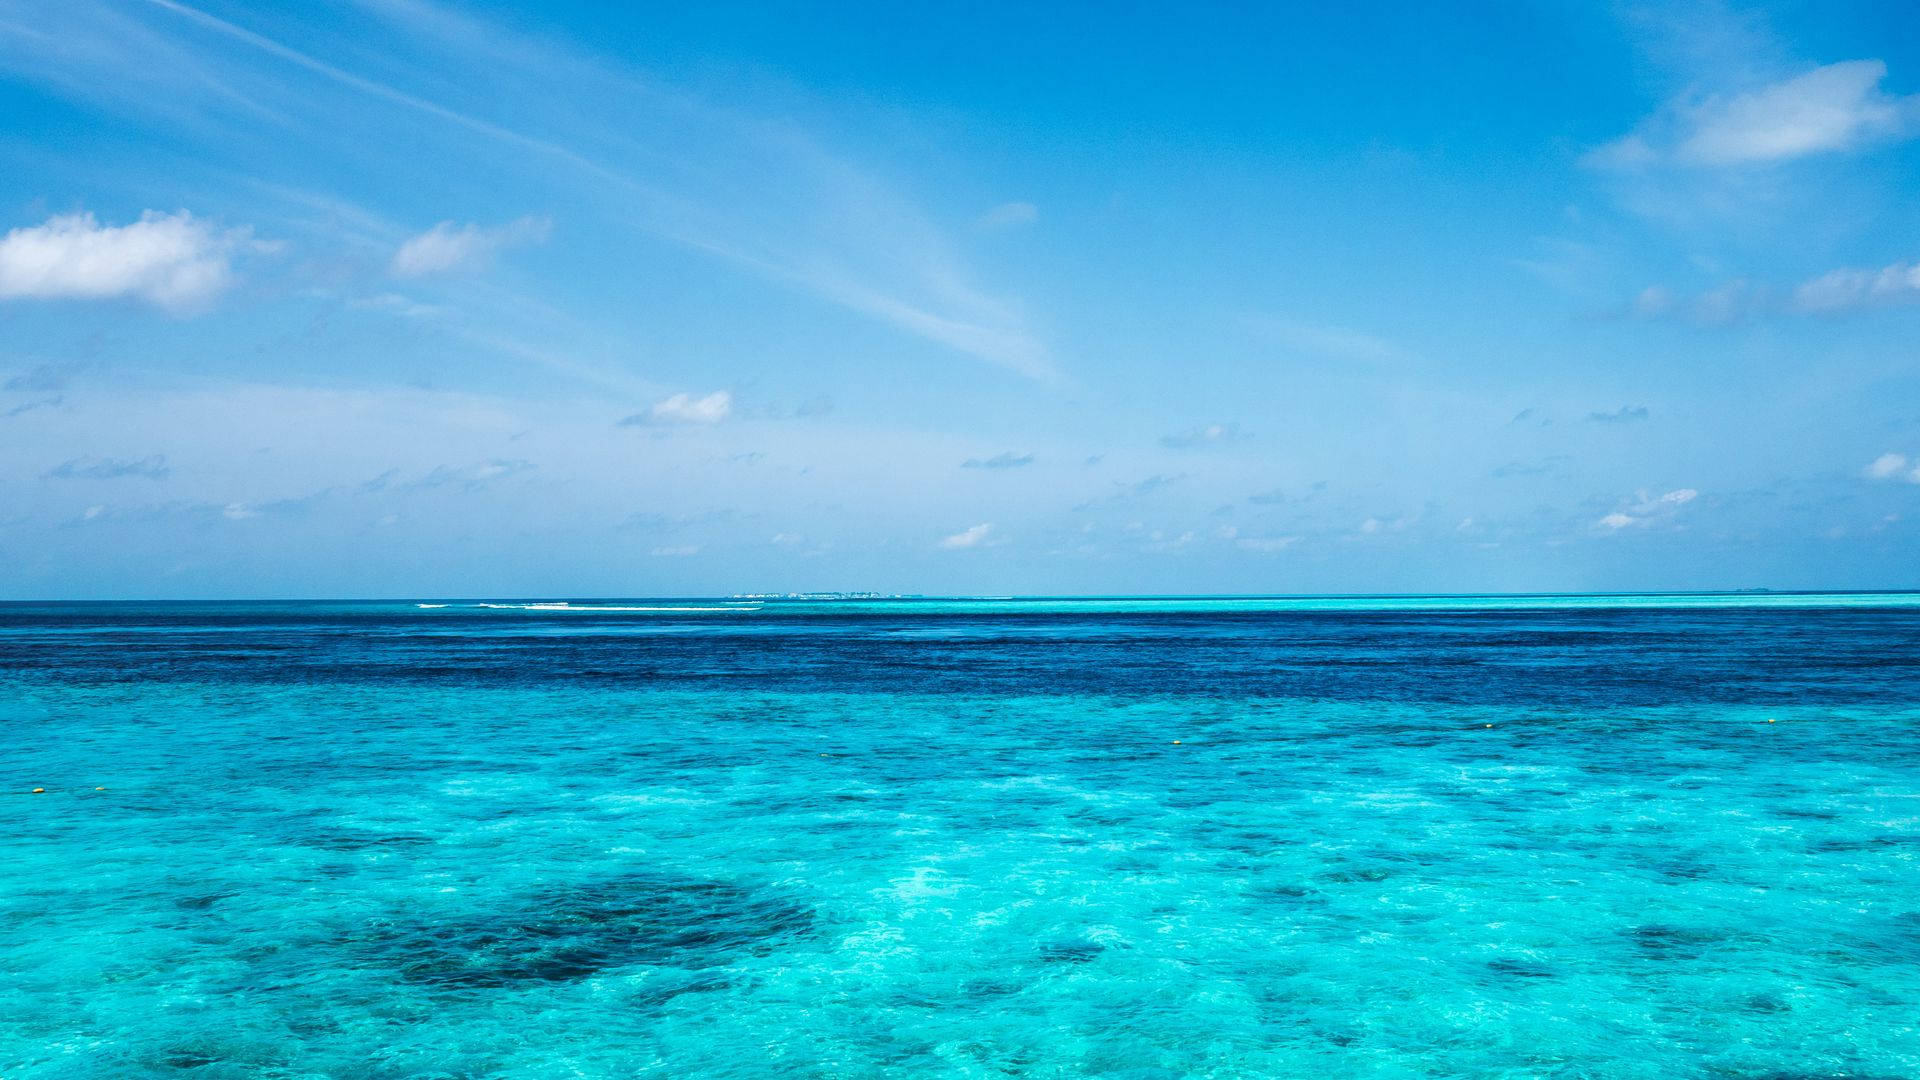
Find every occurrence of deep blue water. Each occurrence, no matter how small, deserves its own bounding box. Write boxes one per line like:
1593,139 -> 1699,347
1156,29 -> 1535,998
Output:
3,596 -> 1919,1078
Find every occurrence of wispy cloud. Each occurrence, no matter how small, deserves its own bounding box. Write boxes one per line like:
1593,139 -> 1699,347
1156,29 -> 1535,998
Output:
1631,258 -> 1920,322
1586,405 -> 1650,424
621,391 -> 732,426
83,0 -> 1049,377
1597,488 -> 1698,530
1590,59 -> 1920,168
390,217 -> 550,278
961,451 -> 1034,470
1793,260 -> 1920,314
1161,423 -> 1246,449
0,211 -> 250,313
939,522 -> 994,549
411,458 -> 536,491
42,454 -> 171,480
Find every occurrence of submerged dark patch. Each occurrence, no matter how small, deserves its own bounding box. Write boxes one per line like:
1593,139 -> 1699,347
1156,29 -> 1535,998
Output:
1037,940 -> 1103,964
357,871 -> 813,990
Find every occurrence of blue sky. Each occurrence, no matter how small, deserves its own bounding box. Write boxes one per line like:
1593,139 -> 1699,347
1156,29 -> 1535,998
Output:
3,0 -> 1919,597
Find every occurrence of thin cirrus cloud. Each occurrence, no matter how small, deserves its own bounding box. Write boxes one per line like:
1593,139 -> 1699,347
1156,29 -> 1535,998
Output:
1589,59 -> 1920,168
961,452 -> 1034,470
41,0 -> 1051,378
41,454 -> 171,480
620,391 -> 733,427
390,217 -> 550,278
0,211 -> 249,314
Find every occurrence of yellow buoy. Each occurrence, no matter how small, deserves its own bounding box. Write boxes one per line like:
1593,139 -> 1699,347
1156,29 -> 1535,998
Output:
31,788 -> 45,794
95,786 -> 106,791
1172,740 -> 1182,745
1484,724 -> 1493,728
1768,718 -> 1776,723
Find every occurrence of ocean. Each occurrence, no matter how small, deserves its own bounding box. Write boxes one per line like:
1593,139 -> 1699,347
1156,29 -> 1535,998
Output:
3,596 -> 1919,1078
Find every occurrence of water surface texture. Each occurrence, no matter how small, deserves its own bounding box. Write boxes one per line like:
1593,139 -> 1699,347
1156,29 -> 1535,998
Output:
4,596 -> 1919,1078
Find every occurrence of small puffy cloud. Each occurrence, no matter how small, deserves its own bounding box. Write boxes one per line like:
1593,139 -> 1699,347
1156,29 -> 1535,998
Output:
390,216 -> 550,278
42,454 -> 170,480
1590,59 -> 1920,168
1587,405 -> 1651,424
939,523 -> 994,549
961,451 -> 1034,469
1161,422 -> 1246,449
0,211 -> 247,313
1597,488 -> 1699,530
222,503 -> 260,521
770,532 -> 805,547
977,202 -> 1038,230
1236,535 -> 1298,553
621,391 -> 733,427
1866,452 -> 1920,483
1793,261 -> 1920,314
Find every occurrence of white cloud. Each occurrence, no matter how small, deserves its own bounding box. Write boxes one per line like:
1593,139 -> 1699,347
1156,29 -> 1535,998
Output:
939,522 -> 994,549
390,216 -> 550,277
0,211 -> 245,313
1590,59 -> 1920,168
1866,453 -> 1920,483
1793,261 -> 1920,314
622,391 -> 732,426
1161,422 -> 1246,449
1598,488 -> 1699,530
1236,536 -> 1297,553
1868,452 -> 1909,478
649,545 -> 700,557
977,202 -> 1038,230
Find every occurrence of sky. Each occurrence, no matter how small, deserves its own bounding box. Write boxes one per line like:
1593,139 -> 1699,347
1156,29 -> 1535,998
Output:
2,1 -> 1920,598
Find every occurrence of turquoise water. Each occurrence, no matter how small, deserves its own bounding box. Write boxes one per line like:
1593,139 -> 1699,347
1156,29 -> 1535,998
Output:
3,597 -> 1919,1078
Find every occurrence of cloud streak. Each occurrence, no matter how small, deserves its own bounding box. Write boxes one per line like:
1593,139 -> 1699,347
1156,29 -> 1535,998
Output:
1591,59 -> 1920,168
390,217 -> 550,278
42,455 -> 171,480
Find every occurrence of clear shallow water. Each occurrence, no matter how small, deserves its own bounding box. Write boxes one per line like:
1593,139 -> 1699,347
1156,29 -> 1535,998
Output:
3,598 -> 1919,1078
